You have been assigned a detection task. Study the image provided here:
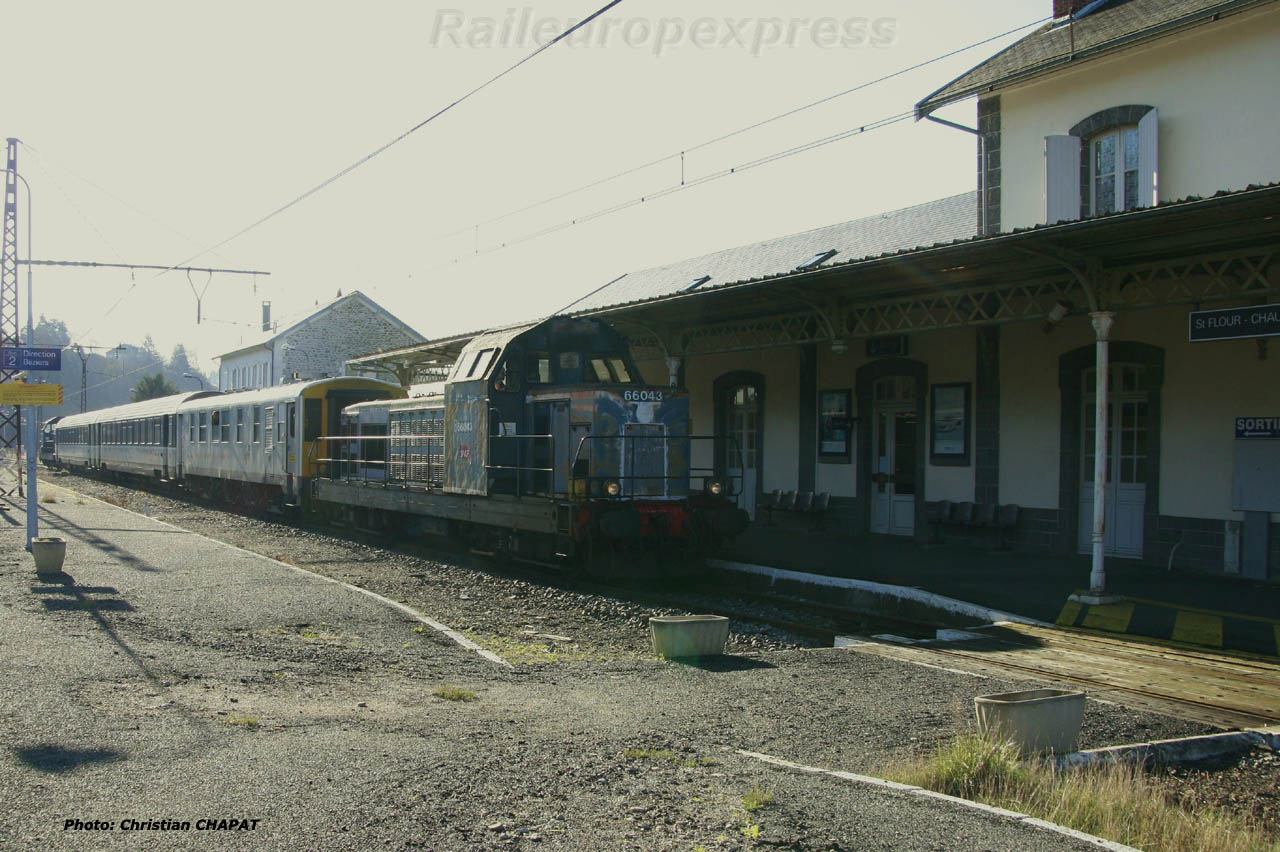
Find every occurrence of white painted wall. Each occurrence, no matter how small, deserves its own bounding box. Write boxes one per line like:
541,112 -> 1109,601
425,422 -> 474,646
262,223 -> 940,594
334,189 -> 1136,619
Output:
998,6 -> 1280,230
1000,305 -> 1280,522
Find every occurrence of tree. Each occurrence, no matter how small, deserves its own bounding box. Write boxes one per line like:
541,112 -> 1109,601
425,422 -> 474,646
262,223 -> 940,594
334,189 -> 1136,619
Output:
132,373 -> 178,402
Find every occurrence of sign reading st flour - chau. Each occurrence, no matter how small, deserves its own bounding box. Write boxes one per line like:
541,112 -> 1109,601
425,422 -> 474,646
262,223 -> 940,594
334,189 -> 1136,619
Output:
1188,303 -> 1280,342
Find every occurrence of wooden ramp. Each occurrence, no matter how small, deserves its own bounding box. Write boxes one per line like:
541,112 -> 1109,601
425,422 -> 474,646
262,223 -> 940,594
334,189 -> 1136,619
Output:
852,622 -> 1280,730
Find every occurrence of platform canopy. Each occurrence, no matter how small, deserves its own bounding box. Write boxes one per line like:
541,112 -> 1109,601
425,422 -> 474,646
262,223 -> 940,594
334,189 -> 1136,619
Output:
578,183 -> 1280,359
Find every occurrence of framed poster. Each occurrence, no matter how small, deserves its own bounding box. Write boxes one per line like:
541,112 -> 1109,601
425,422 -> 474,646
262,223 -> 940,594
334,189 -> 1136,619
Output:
930,383 -> 970,465
819,389 -> 853,462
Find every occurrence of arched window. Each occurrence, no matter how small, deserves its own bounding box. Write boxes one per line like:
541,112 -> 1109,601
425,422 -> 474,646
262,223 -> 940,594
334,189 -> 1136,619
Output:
1088,125 -> 1140,216
1045,105 -> 1157,223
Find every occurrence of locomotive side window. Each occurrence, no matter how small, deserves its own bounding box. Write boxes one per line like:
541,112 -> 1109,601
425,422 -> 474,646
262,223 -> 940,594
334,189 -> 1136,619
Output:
588,359 -> 610,382
492,358 -> 522,393
529,353 -> 552,384
609,358 -> 633,383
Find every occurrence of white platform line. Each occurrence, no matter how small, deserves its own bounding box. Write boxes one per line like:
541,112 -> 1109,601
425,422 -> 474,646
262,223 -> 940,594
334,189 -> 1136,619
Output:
46,485 -> 514,669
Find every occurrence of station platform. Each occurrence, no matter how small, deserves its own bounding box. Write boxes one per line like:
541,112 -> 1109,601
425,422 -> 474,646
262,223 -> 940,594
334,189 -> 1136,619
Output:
720,522 -> 1280,657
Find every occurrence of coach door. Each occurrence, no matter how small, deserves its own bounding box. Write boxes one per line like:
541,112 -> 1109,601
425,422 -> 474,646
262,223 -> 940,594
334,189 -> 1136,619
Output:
1079,365 -> 1148,558
283,401 -> 298,498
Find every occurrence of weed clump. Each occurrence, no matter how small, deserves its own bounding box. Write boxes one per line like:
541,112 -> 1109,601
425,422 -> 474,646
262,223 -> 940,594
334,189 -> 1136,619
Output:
883,733 -> 1279,852
432,685 -> 477,702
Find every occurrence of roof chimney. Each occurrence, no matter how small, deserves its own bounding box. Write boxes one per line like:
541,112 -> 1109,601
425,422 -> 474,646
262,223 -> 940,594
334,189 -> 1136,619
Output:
262,301 -> 271,332
1053,0 -> 1092,18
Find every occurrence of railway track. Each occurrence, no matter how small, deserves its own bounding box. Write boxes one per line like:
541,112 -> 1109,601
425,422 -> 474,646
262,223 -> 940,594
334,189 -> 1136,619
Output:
43,469 -> 1280,731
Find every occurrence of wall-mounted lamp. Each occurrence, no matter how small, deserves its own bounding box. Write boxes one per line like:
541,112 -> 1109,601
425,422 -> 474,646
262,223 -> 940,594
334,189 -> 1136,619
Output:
1041,299 -> 1074,334
830,340 -> 848,355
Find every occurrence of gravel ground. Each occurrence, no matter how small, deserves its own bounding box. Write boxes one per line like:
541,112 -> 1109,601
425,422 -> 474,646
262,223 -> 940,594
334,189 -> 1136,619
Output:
15,471 -> 1279,848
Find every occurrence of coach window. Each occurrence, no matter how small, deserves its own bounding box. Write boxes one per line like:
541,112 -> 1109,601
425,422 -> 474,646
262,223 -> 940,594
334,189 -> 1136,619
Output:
210,410 -> 221,442
221,408 -> 232,442
236,408 -> 245,443
252,406 -> 262,443
188,415 -> 195,442
198,412 -> 208,442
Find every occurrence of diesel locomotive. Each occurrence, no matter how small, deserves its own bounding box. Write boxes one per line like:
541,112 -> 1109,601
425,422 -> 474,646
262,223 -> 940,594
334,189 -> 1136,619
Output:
46,316 -> 748,572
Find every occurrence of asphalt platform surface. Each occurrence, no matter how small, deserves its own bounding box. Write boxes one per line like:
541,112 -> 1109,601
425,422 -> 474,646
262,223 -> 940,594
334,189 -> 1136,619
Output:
0,491 -> 1140,851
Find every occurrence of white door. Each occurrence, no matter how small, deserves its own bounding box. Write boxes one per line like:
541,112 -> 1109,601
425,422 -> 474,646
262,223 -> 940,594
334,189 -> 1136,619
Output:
871,403 -> 918,536
1078,366 -> 1148,558
726,384 -> 759,519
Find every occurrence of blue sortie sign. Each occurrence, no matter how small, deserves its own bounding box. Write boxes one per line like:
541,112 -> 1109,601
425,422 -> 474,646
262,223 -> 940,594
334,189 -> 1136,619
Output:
0,346 -> 62,371
1236,416 -> 1280,439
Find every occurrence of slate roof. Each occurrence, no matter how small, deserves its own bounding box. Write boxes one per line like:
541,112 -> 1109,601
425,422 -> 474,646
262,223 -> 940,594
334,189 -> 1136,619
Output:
570,192 -> 978,314
916,0 -> 1276,116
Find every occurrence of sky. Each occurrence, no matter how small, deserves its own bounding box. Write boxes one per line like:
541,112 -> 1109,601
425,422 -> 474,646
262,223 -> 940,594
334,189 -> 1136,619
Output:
7,0 -> 1048,382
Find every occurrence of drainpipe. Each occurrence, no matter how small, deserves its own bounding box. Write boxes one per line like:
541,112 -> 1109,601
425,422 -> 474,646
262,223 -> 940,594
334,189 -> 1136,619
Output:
1089,311 -> 1115,593
925,114 -> 987,236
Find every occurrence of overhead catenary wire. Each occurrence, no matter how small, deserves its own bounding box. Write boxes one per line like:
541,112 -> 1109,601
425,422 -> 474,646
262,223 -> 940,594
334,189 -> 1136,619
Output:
438,106 -> 917,266
436,16 -> 1050,242
151,0 -> 627,281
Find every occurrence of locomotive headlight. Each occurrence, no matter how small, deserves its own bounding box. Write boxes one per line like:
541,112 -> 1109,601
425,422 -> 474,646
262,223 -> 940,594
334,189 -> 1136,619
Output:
605,479 -> 622,497
706,480 -> 724,496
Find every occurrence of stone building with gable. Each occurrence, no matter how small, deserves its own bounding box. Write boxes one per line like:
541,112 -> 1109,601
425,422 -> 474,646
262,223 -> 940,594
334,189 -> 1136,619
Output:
216,291 -> 424,391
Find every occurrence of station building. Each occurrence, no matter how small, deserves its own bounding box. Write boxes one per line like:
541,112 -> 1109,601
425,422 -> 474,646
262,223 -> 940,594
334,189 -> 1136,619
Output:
355,0 -> 1280,581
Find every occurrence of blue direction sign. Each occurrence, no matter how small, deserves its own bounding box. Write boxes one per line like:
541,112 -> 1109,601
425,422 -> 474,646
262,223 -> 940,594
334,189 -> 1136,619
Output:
1236,416 -> 1280,439
1189,303 -> 1280,342
1,346 -> 62,371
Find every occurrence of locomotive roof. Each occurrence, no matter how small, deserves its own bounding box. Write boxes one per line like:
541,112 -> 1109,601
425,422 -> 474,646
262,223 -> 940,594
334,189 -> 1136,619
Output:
342,382 -> 445,414
57,390 -> 223,429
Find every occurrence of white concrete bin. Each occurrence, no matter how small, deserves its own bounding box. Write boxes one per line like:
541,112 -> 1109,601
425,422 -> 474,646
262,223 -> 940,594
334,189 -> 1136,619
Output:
31,537 -> 67,576
649,615 -> 729,658
974,688 -> 1086,755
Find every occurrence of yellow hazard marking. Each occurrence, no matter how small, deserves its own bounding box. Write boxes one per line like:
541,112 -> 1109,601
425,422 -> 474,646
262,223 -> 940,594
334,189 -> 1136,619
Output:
1172,610 -> 1224,648
1125,596 -> 1280,625
1056,600 -> 1083,627
1081,600 -> 1135,633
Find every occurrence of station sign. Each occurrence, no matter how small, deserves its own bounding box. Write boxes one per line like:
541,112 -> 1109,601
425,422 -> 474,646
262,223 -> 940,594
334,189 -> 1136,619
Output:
0,382 -> 63,405
1189,303 -> 1280,342
0,346 -> 62,371
1236,416 -> 1280,439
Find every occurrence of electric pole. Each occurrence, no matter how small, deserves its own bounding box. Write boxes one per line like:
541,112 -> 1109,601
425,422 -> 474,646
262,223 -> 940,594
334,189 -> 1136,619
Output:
1,139 -> 21,497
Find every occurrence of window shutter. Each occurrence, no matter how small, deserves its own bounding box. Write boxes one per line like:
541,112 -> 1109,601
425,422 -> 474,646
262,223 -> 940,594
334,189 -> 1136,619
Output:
1045,135 -> 1082,224
1137,107 -> 1158,209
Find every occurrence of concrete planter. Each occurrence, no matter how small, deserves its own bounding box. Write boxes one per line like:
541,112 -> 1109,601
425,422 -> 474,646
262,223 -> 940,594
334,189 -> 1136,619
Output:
649,615 -> 729,658
974,688 -> 1086,755
31,537 -> 67,576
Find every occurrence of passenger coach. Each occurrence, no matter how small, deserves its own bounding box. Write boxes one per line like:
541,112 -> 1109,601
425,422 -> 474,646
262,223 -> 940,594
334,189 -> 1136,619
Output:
54,390 -> 221,479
